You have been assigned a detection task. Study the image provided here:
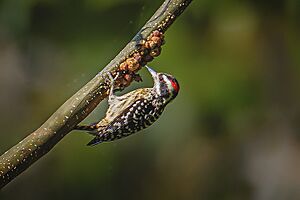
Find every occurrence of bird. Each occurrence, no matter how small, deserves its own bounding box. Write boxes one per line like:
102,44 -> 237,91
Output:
74,65 -> 179,146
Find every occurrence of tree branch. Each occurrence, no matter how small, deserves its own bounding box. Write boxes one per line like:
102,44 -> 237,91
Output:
0,0 -> 192,189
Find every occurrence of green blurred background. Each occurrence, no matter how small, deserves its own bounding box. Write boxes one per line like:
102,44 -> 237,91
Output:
1,0 -> 300,199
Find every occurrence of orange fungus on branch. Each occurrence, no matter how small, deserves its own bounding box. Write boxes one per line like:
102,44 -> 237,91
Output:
113,30 -> 165,89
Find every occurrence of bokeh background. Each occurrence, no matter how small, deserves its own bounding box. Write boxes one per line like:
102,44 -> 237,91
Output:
1,0 -> 300,199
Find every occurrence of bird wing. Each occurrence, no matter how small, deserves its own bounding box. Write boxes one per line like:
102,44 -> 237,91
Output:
87,97 -> 159,146
104,88 -> 152,121
87,88 -> 151,136
87,88 -> 154,146
105,97 -> 160,135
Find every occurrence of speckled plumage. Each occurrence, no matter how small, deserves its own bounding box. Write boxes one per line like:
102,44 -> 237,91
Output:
75,66 -> 179,146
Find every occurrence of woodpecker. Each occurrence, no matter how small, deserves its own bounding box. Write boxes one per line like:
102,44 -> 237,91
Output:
74,66 -> 180,146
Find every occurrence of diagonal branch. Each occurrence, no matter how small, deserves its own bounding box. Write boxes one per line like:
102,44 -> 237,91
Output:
0,0 -> 192,189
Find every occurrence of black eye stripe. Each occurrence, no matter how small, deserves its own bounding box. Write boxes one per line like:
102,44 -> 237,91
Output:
159,75 -> 164,82
159,74 -> 172,83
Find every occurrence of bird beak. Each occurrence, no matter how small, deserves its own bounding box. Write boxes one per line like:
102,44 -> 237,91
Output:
145,65 -> 158,78
145,65 -> 160,94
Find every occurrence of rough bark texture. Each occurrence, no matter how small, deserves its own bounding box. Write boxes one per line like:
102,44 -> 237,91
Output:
0,0 -> 192,189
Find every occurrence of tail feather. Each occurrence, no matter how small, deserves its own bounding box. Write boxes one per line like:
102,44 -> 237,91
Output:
75,124 -> 105,146
87,137 -> 103,146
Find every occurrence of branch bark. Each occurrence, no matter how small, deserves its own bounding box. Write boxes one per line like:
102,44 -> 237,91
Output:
0,0 -> 192,189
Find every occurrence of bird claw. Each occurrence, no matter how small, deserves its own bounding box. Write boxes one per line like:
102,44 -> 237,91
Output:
107,71 -> 119,83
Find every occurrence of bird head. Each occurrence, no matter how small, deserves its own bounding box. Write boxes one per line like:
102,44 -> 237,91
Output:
145,65 -> 179,102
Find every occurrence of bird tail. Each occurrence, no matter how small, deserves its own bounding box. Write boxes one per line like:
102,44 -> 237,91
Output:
87,136 -> 103,146
74,124 -> 106,146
